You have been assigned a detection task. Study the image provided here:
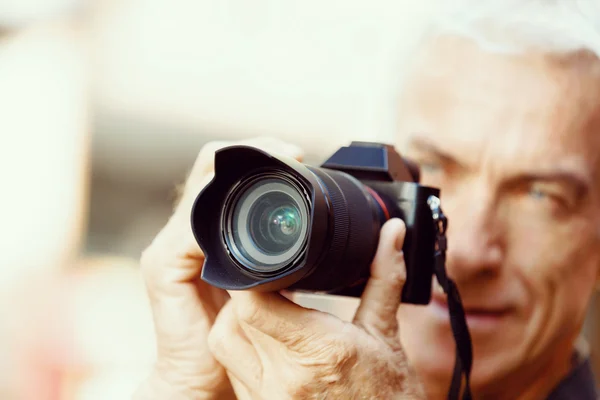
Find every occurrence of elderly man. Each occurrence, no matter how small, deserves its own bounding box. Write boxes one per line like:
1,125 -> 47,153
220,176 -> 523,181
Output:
134,3 -> 600,399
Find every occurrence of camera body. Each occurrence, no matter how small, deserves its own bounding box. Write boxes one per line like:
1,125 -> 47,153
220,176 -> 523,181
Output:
191,141 -> 439,305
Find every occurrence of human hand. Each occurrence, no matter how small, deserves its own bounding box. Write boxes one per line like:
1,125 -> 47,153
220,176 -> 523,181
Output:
208,218 -> 426,400
133,137 -> 304,399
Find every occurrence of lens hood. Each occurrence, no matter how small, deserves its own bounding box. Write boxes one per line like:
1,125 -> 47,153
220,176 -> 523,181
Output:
191,145 -> 331,291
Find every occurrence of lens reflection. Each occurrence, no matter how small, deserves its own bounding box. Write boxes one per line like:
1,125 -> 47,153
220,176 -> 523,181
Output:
226,176 -> 309,273
251,199 -> 302,254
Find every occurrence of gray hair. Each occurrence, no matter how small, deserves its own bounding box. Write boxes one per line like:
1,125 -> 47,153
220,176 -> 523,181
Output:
385,1 -> 600,146
422,0 -> 600,61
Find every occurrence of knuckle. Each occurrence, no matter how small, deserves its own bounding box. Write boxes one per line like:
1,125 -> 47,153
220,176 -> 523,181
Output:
391,254 -> 407,285
391,271 -> 406,289
138,226 -> 203,292
298,334 -> 358,373
395,249 -> 405,264
329,335 -> 359,368
234,297 -> 263,326
288,338 -> 358,398
282,367 -> 322,399
207,320 -> 233,357
286,378 -> 314,399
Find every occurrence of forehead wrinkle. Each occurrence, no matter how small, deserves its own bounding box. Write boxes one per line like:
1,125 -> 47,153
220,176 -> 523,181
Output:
399,36 -> 600,186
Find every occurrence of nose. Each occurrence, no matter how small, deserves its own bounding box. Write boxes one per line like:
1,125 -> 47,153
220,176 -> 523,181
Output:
444,182 -> 505,282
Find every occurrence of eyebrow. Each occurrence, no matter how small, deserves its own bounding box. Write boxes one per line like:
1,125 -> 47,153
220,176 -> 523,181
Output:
407,136 -> 591,195
518,170 -> 591,197
407,136 -> 463,167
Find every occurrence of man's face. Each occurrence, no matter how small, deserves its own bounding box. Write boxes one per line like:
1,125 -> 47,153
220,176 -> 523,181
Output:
397,36 -> 600,395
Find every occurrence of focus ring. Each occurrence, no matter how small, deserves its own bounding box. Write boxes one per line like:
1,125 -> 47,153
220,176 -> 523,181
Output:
314,169 -> 350,279
299,167 -> 382,291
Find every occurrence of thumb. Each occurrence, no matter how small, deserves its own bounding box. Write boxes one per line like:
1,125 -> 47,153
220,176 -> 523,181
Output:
353,218 -> 407,340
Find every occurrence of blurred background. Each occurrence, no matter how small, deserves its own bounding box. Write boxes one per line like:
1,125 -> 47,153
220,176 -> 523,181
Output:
0,0 -> 598,399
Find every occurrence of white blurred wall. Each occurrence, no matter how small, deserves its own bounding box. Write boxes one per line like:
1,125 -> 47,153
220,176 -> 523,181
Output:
0,0 -> 85,27
0,6 -> 89,397
91,0 -> 465,187
85,0 -> 473,258
0,15 -> 89,283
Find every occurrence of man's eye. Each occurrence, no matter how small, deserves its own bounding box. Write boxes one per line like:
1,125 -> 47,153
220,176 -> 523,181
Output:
528,187 -> 549,200
419,161 -> 442,173
527,184 -> 572,210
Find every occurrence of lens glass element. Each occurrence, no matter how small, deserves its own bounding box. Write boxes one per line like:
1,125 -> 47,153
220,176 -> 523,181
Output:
250,197 -> 302,254
226,177 -> 309,273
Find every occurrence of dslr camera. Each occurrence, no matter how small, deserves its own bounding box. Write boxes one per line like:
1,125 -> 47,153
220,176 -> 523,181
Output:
190,141 -> 441,304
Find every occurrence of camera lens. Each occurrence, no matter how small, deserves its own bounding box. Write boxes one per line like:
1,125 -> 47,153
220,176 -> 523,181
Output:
251,202 -> 302,253
224,176 -> 310,273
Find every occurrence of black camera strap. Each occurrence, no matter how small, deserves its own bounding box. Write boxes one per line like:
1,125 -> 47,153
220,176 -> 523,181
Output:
428,196 -> 473,400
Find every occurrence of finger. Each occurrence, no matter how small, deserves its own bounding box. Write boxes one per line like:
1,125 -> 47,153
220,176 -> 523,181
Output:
140,153 -> 225,366
140,170 -> 224,316
139,137 -> 304,378
208,301 -> 262,392
142,139 -> 220,294
228,291 -> 332,348
142,136 -> 304,327
353,218 -> 407,340
227,373 -> 254,400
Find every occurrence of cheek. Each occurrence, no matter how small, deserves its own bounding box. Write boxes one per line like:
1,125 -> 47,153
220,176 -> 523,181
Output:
506,216 -> 599,340
508,214 -> 597,283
